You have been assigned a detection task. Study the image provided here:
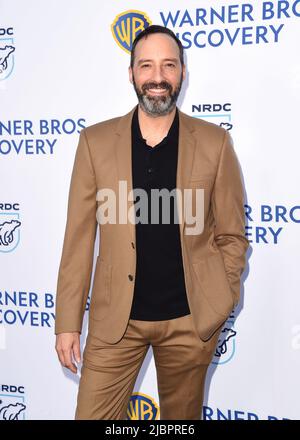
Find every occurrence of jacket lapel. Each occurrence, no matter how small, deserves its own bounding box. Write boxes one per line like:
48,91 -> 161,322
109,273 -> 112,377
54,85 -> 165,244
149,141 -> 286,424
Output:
177,108 -> 197,238
114,106 -> 137,243
114,105 -> 196,243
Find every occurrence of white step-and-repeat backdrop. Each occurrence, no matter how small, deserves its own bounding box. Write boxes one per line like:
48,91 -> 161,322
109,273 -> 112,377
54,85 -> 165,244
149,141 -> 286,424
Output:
1,0 -> 300,420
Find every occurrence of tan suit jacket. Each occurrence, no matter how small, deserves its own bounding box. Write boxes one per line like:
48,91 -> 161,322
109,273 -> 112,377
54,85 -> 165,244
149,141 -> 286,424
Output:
54,105 -> 249,343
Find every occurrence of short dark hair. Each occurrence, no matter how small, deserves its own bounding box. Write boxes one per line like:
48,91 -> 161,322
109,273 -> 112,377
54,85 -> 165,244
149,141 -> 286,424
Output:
130,25 -> 184,68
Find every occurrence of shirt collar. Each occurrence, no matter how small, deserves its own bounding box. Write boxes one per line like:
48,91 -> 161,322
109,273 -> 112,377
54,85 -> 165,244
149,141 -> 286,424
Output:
132,105 -> 179,146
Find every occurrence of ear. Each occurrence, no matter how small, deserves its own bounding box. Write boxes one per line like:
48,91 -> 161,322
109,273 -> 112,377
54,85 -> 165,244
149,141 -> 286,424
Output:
128,66 -> 133,84
182,64 -> 186,81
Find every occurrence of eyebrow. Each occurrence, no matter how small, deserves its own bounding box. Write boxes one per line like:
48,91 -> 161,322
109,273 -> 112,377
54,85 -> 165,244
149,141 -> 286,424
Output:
137,58 -> 179,65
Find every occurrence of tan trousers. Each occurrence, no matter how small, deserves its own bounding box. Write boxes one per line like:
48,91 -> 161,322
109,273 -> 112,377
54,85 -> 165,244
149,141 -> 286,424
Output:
75,313 -> 221,420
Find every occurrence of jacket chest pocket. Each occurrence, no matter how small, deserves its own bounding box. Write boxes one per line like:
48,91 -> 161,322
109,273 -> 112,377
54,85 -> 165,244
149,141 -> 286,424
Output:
186,179 -> 213,225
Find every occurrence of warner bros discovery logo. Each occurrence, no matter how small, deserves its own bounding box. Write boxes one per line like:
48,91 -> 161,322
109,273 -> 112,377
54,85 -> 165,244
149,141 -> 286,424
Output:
111,10 -> 152,54
0,203 -> 21,253
0,27 -> 15,80
126,393 -> 160,420
0,385 -> 26,420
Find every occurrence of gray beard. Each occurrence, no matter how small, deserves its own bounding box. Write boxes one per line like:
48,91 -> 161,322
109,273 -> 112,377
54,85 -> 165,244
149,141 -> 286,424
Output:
138,93 -> 175,116
133,76 -> 182,117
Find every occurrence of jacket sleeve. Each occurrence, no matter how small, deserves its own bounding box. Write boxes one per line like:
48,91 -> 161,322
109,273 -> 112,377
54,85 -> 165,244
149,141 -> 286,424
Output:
54,128 -> 97,334
212,129 -> 249,307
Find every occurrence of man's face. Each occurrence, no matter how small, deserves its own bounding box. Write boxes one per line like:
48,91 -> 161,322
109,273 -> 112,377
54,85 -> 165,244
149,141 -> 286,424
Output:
129,33 -> 186,117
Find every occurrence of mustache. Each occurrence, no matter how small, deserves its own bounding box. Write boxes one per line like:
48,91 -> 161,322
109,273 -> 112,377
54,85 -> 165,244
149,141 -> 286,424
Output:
142,81 -> 172,93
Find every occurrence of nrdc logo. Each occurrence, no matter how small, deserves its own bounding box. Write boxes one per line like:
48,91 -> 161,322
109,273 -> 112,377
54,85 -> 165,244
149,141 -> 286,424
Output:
0,203 -> 21,253
211,311 -> 237,365
111,10 -> 152,54
0,27 -> 15,80
0,385 -> 26,420
126,392 -> 159,420
192,103 -> 233,130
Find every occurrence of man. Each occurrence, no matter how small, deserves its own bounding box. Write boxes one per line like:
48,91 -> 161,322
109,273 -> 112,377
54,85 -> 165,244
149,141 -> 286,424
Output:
55,25 -> 249,420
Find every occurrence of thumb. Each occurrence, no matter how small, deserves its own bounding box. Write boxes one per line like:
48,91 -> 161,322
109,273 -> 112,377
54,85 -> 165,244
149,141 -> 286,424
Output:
73,339 -> 81,363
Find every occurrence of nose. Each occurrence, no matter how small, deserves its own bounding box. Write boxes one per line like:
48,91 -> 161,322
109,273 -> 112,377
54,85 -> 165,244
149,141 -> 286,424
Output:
151,64 -> 166,83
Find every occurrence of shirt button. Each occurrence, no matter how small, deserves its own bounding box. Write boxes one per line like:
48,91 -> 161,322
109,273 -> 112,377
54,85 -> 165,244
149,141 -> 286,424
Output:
131,242 -> 135,249
128,274 -> 134,281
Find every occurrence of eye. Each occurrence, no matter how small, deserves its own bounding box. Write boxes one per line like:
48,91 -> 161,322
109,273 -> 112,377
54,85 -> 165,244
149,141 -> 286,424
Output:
141,64 -> 150,68
166,63 -> 175,68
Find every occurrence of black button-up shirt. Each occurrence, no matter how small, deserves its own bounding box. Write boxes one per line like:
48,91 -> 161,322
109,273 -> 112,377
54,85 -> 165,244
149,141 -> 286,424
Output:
129,105 -> 191,320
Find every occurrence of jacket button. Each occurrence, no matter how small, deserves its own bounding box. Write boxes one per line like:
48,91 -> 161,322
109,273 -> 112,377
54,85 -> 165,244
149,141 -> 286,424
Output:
128,274 -> 134,281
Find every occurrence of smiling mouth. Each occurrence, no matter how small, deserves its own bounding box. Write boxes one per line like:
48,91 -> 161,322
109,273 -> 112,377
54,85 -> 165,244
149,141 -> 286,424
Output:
147,88 -> 168,94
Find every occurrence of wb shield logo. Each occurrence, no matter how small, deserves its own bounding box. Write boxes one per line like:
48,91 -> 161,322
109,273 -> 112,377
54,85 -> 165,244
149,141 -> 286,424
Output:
212,312 -> 237,364
0,39 -> 15,80
111,10 -> 152,54
0,213 -> 21,253
126,393 -> 159,420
